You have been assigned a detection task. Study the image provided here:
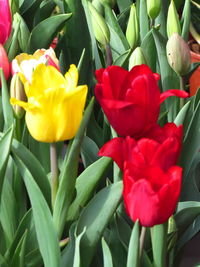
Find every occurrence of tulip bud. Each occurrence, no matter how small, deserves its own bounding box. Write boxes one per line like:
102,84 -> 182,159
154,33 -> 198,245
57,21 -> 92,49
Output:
129,47 -> 147,70
10,74 -> 27,118
167,0 -> 181,38
126,4 -> 139,49
88,2 -> 110,46
100,0 -> 116,8
147,0 -> 161,20
0,44 -> 10,82
92,0 -> 104,14
166,33 -> 191,76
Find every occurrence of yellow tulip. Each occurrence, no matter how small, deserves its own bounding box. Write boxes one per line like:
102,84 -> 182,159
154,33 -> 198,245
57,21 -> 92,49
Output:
10,64 -> 88,143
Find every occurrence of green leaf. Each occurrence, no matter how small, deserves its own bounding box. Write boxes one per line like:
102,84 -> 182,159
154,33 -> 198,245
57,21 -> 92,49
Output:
113,49 -> 132,68
53,98 -> 94,238
102,238 -> 113,267
10,138 -> 51,207
10,230 -> 27,267
180,101 -> 200,182
181,0 -> 191,41
73,227 -> 86,267
0,70 -> 14,131
0,126 -> 14,198
33,0 -> 56,26
175,202 -> 200,238
139,0 -> 149,41
174,101 -> 191,126
127,221 -> 139,267
27,14 -> 72,53
81,136 -> 99,168
25,249 -> 42,267
141,30 -> 157,72
66,157 -> 111,223
151,223 -> 167,267
13,156 -> 61,267
116,0 -> 131,12
76,181 -> 123,267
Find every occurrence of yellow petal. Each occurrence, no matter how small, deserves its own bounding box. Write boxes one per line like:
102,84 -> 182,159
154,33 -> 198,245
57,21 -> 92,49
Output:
10,98 -> 36,111
25,84 -> 88,142
64,64 -> 79,91
24,64 -> 67,98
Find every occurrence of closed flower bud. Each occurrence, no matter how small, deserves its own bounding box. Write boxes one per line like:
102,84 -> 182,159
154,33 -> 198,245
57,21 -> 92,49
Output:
0,44 -> 10,82
166,33 -> 191,76
10,74 -> 27,118
92,0 -> 104,14
88,2 -> 110,46
167,0 -> 181,38
126,4 -> 139,49
147,0 -> 161,20
129,47 -> 147,70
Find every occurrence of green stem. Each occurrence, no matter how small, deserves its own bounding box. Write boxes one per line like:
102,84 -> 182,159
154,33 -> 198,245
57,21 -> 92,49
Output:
179,76 -> 185,109
50,143 -> 59,208
105,43 -> 113,66
139,226 -> 146,262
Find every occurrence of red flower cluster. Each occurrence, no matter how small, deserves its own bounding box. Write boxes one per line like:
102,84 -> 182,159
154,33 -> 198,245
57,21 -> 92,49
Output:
95,64 -> 188,227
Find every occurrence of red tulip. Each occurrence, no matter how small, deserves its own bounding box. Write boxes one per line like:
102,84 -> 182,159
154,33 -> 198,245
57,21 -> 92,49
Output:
95,64 -> 188,138
0,44 -> 10,81
0,0 -> 12,45
98,123 -> 183,226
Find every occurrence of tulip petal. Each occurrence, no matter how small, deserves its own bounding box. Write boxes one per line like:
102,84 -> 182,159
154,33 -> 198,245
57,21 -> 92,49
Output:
160,89 -> 189,103
64,64 -> 79,91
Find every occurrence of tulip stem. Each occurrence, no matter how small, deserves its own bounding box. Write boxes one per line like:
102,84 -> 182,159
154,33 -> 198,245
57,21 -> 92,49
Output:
139,226 -> 146,260
105,44 -> 113,66
50,143 -> 59,208
179,76 -> 185,108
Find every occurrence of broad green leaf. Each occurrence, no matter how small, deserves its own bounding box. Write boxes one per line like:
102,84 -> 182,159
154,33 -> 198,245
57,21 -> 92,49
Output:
66,157 -> 111,223
102,238 -> 113,267
33,0 -> 56,26
180,101 -> 200,182
174,101 -> 191,126
27,14 -> 72,53
116,0 -> 131,12
115,213 -> 132,249
10,138 -> 51,207
81,136 -> 99,168
13,156 -> 61,267
25,249 -> 42,267
0,126 -> 14,198
141,30 -> 157,72
175,202 -> 200,238
76,181 -> 123,267
113,49 -> 131,68
104,4 -> 129,51
151,223 -> 167,267
53,98 -> 94,238
127,221 -> 139,267
0,70 -> 14,131
0,177 -> 17,246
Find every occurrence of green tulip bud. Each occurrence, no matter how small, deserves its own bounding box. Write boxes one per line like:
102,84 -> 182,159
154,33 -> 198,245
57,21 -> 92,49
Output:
129,47 -> 148,70
166,33 -> 191,76
88,2 -> 110,46
92,0 -> 104,15
126,4 -> 139,49
10,74 -> 27,118
147,0 -> 161,20
100,0 -> 116,8
167,0 -> 181,38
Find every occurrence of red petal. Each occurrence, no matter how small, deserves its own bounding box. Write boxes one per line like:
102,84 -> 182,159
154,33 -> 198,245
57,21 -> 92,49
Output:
160,89 -> 189,103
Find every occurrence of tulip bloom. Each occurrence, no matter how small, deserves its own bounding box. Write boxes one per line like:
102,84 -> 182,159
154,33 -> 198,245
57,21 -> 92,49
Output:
99,123 -> 183,227
10,64 -> 88,143
11,47 -> 60,83
95,64 -> 188,139
0,43 -> 10,80
0,0 -> 12,44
